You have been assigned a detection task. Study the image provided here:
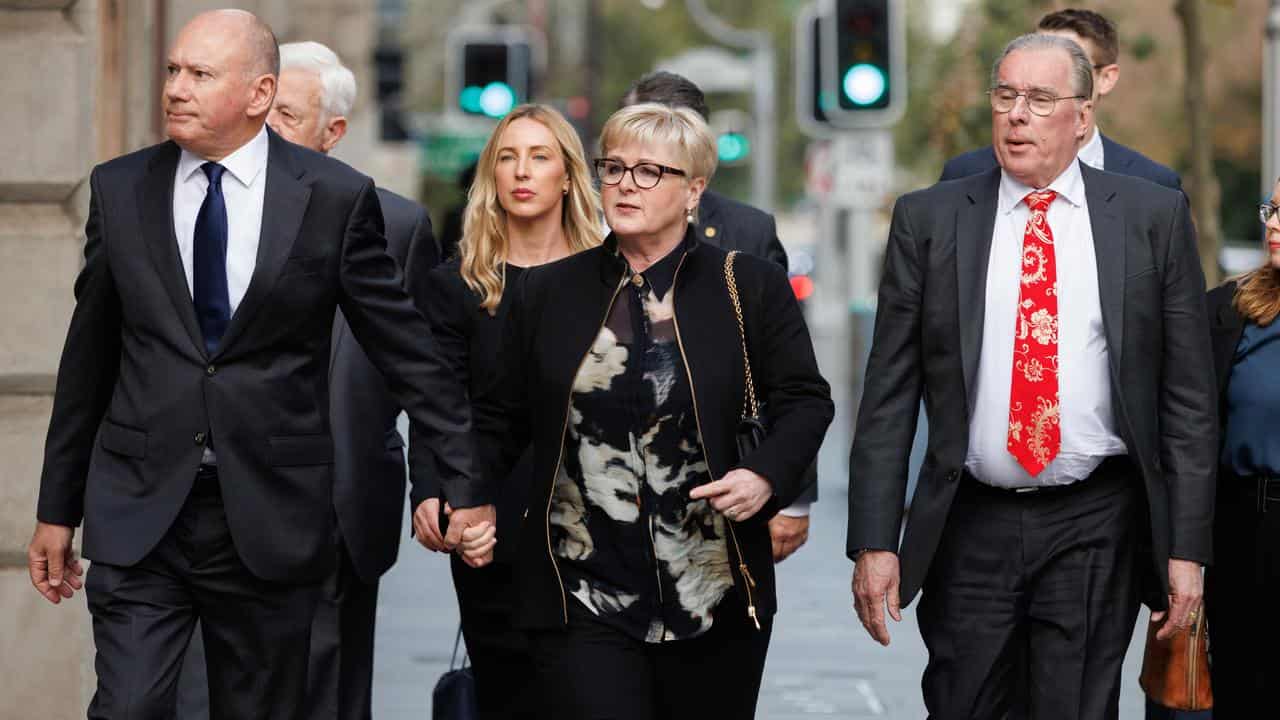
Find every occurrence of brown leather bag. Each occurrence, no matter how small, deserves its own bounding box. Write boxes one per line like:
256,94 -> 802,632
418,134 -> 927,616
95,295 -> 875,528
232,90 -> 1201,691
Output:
1139,612 -> 1212,711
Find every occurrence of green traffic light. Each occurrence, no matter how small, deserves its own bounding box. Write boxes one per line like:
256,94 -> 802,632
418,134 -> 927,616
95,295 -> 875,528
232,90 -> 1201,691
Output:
842,63 -> 887,106
479,82 -> 516,118
459,85 -> 484,114
717,132 -> 751,163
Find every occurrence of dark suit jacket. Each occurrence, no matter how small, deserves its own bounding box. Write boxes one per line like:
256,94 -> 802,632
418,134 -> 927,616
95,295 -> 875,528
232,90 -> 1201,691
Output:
846,163 -> 1217,608
940,133 -> 1183,192
36,129 -> 477,584
1207,281 -> 1244,423
328,188 -> 438,583
697,190 -> 788,270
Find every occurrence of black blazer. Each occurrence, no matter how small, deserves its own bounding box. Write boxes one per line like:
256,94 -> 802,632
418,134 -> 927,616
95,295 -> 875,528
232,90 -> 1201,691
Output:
476,231 -> 833,629
940,134 -> 1183,192
328,188 -> 439,583
1207,281 -> 1245,421
37,130 -> 476,584
847,163 -> 1218,608
697,190 -> 789,270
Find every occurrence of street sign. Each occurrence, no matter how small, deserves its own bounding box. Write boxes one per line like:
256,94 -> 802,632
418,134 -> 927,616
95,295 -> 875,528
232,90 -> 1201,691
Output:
832,130 -> 893,209
418,114 -> 494,178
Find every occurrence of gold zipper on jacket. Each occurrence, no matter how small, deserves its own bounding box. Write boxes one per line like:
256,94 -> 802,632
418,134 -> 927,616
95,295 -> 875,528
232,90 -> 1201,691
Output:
668,251 -> 762,631
544,271 -> 629,625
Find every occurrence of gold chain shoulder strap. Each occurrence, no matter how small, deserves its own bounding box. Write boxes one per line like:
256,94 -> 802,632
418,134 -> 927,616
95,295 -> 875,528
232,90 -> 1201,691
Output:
724,251 -> 760,419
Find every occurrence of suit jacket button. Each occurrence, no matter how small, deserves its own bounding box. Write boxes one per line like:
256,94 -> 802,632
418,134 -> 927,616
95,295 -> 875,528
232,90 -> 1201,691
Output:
206,365 -> 216,376
194,431 -> 206,446
947,470 -> 959,482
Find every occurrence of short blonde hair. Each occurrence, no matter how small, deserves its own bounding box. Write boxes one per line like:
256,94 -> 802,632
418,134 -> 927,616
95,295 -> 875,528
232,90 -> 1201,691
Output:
459,104 -> 602,315
599,102 -> 717,187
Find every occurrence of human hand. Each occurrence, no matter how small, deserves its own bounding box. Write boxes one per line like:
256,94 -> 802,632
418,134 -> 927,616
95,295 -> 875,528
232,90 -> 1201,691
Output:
28,522 -> 83,604
769,514 -> 810,563
411,498 -> 447,552
1151,558 -> 1204,641
689,468 -> 773,522
458,522 -> 497,567
444,504 -> 497,567
851,551 -> 902,646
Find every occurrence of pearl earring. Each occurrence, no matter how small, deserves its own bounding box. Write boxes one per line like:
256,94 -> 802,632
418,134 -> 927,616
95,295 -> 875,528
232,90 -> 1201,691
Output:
686,210 -> 695,224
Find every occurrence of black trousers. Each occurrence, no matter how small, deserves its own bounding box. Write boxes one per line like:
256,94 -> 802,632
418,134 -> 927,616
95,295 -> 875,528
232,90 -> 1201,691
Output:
917,459 -> 1142,720
87,466 -> 320,720
528,593 -> 772,720
1205,472 -> 1280,719
301,539 -> 380,720
176,533 -> 379,720
451,556 -> 538,719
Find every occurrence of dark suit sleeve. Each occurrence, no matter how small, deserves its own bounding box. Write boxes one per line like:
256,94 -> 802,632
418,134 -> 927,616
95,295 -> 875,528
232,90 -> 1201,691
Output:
764,214 -> 788,271
407,268 -> 467,512
37,168 -> 123,526
401,205 -> 439,316
736,260 -> 834,509
846,196 -> 925,558
1159,193 -> 1218,564
336,180 -> 487,507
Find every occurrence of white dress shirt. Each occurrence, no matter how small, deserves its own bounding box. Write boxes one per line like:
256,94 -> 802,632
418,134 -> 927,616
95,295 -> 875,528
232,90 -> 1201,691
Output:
1078,125 -> 1105,171
964,160 -> 1127,488
172,125 -> 269,463
172,124 -> 269,316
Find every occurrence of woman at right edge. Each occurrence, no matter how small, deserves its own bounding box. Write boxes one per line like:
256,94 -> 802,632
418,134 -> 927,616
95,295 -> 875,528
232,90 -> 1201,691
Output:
1203,179 -> 1280,718
474,102 -> 833,719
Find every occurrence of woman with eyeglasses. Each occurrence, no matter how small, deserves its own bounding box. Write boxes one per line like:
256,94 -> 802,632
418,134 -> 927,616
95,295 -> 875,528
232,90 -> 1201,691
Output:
407,104 -> 602,719
1203,186 -> 1280,718
472,103 -> 832,719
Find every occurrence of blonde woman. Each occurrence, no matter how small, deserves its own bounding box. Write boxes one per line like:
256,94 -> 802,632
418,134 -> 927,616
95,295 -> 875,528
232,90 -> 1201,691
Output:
1204,179 -> 1280,718
474,103 -> 833,718
407,104 -> 601,719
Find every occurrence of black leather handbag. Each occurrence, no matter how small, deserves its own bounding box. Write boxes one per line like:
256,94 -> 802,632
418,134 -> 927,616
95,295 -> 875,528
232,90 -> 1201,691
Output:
432,626 -> 477,720
725,251 -> 767,459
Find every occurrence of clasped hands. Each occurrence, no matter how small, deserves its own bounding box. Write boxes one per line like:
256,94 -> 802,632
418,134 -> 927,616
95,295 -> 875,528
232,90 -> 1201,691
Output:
412,499 -> 497,567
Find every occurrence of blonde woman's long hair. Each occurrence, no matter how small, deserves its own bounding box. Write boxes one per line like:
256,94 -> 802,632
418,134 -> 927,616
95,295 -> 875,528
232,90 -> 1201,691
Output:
458,104 -> 602,314
1233,265 -> 1280,327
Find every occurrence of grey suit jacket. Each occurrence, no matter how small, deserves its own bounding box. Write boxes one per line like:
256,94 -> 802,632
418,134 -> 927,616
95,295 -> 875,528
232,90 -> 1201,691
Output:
328,188 -> 438,582
846,163 -> 1217,608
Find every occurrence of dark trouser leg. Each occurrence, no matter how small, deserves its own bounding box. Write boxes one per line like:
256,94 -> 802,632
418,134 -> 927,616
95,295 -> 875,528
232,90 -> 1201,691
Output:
85,550 -> 198,719
175,622 -> 211,720
1022,473 -> 1140,720
917,481 -> 1028,720
184,470 -> 321,720
1206,477 -> 1280,720
528,603 -> 653,720
451,557 -> 537,720
652,592 -> 773,720
303,538 -> 379,720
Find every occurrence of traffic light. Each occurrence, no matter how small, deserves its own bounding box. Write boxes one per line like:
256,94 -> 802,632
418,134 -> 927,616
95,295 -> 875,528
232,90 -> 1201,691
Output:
710,109 -> 753,166
446,28 -> 541,120
796,0 -> 905,134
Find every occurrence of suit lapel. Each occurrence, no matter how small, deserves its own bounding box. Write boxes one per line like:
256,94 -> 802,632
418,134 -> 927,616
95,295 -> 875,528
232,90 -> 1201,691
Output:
1082,164 -> 1126,370
214,131 -> 311,358
138,142 -> 208,359
956,169 -> 1001,406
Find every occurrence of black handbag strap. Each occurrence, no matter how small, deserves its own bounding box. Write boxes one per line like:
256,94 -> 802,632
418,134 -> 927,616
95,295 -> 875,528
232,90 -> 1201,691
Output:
449,624 -> 469,670
724,251 -> 759,421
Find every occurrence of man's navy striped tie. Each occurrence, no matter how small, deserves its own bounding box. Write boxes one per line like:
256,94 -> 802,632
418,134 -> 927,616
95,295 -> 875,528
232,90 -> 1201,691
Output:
193,162 -> 230,355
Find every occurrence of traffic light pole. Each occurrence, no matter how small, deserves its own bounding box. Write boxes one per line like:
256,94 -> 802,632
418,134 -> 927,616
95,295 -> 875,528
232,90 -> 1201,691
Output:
1266,0 -> 1280,198
684,0 -> 776,212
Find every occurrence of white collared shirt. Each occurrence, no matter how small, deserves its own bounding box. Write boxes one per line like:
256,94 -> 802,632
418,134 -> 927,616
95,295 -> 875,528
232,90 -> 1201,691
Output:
172,124 -> 269,316
964,160 -> 1127,488
1078,125 -> 1105,171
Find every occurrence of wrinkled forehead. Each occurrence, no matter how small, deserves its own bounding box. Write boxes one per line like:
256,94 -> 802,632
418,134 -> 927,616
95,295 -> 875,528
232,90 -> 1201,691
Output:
995,48 -> 1073,93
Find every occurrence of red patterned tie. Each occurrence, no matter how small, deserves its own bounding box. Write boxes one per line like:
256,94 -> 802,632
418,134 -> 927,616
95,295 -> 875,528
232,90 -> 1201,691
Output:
1007,190 -> 1061,477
